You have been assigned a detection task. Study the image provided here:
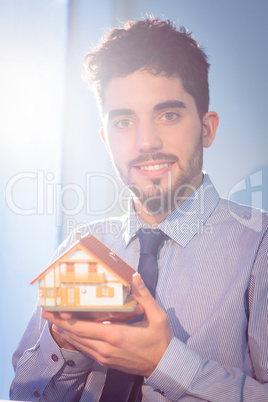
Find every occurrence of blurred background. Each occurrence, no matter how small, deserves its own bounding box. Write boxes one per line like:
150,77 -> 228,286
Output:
0,0 -> 267,398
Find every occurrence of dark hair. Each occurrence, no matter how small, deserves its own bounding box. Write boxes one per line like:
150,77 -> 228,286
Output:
84,18 -> 210,118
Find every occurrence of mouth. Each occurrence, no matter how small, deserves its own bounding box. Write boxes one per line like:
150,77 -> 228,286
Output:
139,162 -> 171,171
133,161 -> 175,177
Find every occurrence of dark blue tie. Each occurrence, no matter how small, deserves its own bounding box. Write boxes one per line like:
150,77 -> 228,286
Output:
137,228 -> 164,297
99,228 -> 165,402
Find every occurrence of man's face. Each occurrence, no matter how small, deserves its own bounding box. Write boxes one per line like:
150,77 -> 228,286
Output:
100,70 -> 216,216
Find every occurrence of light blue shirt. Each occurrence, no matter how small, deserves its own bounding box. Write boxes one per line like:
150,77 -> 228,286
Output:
10,175 -> 268,401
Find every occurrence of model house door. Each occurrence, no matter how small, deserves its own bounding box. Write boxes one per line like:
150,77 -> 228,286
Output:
62,287 -> 80,306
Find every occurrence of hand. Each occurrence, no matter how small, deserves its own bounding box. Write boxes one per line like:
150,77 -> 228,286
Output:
43,300 -> 145,350
43,296 -> 145,350
42,274 -> 173,377
50,323 -> 78,350
44,303 -> 144,324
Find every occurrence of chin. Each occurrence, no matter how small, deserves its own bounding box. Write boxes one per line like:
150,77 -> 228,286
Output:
132,187 -> 174,215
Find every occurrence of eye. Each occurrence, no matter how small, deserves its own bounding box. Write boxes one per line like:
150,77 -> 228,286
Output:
115,119 -> 134,129
161,112 -> 180,122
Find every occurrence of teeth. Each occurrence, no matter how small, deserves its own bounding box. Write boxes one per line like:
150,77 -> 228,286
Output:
140,163 -> 170,171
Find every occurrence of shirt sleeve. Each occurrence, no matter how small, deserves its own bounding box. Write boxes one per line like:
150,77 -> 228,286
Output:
145,231 -> 268,402
10,305 -> 95,401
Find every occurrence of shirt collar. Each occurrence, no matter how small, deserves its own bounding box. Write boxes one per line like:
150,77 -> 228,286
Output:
123,173 -> 220,248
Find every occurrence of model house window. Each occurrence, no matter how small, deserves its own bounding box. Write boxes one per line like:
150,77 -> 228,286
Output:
39,288 -> 44,297
88,262 -> 97,273
66,262 -> 75,273
46,288 -> 54,297
96,286 -> 114,298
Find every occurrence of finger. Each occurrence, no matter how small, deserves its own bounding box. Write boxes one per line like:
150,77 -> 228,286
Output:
107,304 -> 144,323
51,324 -> 78,350
52,324 -> 142,374
45,311 -> 127,342
131,273 -> 162,320
42,310 -> 61,322
59,312 -> 73,320
52,324 -> 114,363
42,308 -> 144,324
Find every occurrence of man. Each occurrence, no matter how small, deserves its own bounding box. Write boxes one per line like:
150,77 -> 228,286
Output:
11,18 -> 267,401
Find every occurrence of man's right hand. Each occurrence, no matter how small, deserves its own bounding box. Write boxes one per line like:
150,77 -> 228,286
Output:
50,323 -> 78,350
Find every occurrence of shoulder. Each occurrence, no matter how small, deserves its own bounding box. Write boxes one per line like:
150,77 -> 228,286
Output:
212,198 -> 268,232
51,215 -> 128,261
209,199 -> 268,255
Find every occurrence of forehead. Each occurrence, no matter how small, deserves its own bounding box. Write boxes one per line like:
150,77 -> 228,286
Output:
102,70 -> 194,113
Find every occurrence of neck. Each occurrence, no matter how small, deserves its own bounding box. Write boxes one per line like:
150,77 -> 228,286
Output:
134,204 -> 170,227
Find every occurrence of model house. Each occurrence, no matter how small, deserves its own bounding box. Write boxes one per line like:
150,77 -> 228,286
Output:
30,233 -> 136,312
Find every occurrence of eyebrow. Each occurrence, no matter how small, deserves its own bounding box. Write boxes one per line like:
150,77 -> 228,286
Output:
154,100 -> 186,111
108,109 -> 134,120
107,100 -> 186,120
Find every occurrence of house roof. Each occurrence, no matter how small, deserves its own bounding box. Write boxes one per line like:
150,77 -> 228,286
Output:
30,234 -> 136,286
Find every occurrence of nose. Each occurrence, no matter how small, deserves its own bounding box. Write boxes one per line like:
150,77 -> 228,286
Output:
136,121 -> 162,153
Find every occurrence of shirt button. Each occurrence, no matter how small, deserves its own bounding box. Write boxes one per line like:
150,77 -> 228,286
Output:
66,360 -> 75,366
34,391 -> 40,397
51,354 -> 58,362
156,389 -> 165,396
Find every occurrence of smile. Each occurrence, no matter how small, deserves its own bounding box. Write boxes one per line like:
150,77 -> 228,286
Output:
139,163 -> 171,171
133,161 -> 175,177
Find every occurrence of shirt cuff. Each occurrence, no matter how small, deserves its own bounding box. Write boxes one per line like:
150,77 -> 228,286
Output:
40,321 -> 95,375
145,336 -> 203,400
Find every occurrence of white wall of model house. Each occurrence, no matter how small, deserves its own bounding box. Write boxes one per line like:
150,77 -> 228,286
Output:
38,248 -> 127,307
79,283 -> 125,306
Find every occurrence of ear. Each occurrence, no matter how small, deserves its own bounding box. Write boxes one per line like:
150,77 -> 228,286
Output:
202,111 -> 219,148
99,127 -> 110,153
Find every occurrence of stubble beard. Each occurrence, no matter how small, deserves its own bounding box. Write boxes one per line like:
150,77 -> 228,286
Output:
131,168 -> 201,215
112,137 -> 203,216
115,156 -> 203,216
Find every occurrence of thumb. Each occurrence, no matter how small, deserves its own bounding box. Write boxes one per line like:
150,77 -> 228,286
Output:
131,273 -> 160,318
